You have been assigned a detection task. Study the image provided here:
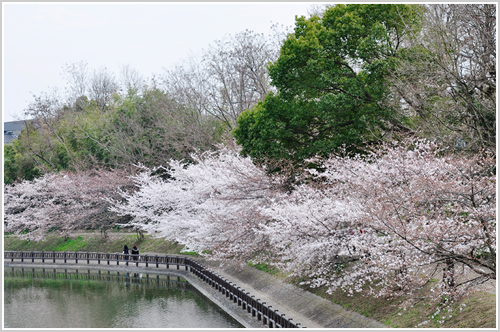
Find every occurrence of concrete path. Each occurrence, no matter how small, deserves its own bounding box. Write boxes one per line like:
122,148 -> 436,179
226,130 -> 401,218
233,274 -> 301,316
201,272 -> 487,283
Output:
195,256 -> 386,329
4,253 -> 386,329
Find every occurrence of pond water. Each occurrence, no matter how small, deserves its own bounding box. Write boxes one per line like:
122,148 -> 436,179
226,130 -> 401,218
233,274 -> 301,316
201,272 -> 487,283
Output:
4,267 -> 243,328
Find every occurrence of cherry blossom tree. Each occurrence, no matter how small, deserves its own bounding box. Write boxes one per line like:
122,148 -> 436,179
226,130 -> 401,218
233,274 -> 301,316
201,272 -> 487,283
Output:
264,139 -> 495,305
4,169 -> 134,240
108,144 -> 288,262
110,139 -> 495,308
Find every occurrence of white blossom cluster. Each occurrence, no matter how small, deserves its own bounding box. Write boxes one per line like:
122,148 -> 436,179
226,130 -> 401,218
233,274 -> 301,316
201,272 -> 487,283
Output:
108,148 -> 282,261
4,169 -> 132,240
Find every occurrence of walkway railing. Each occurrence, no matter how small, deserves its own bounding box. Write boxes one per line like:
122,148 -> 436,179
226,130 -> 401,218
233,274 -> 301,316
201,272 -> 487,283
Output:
4,251 -> 302,328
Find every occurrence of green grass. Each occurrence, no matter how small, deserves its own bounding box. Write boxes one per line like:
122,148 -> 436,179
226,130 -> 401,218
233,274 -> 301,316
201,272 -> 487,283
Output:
180,249 -> 212,257
248,261 -> 279,275
4,231 -> 185,255
53,236 -> 86,251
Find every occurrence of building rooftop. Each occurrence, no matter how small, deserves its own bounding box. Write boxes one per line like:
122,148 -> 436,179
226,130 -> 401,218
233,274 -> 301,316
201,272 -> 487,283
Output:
4,120 -> 27,145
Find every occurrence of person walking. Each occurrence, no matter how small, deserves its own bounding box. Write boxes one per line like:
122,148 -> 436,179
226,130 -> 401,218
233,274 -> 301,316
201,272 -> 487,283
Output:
131,244 -> 139,261
123,245 -> 130,261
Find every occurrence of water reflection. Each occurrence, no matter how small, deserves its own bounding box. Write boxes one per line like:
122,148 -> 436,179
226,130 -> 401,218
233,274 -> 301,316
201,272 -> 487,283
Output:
4,267 -> 243,328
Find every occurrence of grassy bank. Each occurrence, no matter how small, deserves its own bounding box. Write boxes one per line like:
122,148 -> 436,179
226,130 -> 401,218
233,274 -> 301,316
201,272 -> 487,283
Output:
4,231 -> 496,328
3,230 -> 184,255
297,279 -> 495,328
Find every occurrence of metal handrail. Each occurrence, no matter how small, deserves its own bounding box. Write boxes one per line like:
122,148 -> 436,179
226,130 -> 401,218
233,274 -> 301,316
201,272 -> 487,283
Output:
4,251 -> 302,328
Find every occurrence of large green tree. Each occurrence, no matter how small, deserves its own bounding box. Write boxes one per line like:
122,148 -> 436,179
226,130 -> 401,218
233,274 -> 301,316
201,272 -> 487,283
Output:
234,4 -> 422,162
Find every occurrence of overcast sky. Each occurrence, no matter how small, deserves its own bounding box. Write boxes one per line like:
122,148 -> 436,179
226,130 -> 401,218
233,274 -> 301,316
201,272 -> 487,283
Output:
3,2 -> 317,123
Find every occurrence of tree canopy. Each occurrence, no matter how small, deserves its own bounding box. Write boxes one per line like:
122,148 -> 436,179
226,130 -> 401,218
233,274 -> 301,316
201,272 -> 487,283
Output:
234,4 -> 422,162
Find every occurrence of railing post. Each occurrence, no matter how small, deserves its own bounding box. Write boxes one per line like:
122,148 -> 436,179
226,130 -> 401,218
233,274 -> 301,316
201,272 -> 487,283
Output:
53,251 -> 56,263
263,305 -> 271,325
253,296 -> 258,315
87,252 -> 90,264
229,285 -> 233,300
155,255 -> 159,268
64,251 -> 67,264
42,251 -> 45,263
237,287 -> 242,306
246,293 -> 252,313
273,310 -> 281,328
75,251 -> 78,264
31,251 -> 34,263
107,253 -> 110,265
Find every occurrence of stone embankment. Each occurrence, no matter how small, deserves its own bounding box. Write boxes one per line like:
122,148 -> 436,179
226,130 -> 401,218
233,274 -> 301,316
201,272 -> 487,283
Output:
195,256 -> 385,329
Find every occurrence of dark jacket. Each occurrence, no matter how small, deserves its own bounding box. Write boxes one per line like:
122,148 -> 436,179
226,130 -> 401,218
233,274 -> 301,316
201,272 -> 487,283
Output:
123,246 -> 129,260
131,246 -> 139,260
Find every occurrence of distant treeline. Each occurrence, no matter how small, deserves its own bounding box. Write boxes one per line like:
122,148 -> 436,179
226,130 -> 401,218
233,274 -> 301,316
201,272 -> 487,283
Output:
4,4 -> 495,184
